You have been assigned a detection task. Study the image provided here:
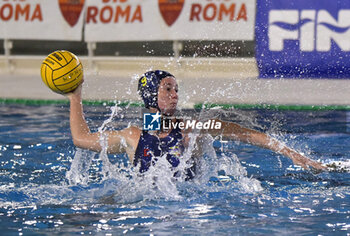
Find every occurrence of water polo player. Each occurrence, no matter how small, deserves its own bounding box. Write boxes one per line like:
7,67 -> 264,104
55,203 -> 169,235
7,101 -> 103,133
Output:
67,70 -> 325,179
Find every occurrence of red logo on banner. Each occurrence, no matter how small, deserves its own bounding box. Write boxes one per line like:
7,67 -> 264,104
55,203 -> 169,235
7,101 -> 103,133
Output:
158,0 -> 184,26
59,0 -> 85,27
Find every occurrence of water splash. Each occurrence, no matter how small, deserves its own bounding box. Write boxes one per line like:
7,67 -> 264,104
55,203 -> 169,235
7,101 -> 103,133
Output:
65,105 -> 122,185
65,148 -> 95,186
97,105 -> 123,180
65,125 -> 263,203
64,78 -> 269,203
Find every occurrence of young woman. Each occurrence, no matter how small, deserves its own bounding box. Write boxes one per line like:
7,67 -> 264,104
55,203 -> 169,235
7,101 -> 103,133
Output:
67,70 -> 325,179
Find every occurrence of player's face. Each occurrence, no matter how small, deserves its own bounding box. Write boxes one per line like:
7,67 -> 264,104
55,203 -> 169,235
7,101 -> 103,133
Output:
157,77 -> 178,116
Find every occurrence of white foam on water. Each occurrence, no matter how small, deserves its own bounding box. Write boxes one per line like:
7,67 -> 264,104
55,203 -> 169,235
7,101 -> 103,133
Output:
325,159 -> 350,172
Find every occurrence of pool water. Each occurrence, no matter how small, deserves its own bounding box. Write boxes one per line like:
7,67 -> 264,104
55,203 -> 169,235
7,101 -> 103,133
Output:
0,104 -> 350,235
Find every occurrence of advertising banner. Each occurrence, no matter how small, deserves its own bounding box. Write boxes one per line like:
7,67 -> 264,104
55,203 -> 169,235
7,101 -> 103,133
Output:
0,0 -> 84,41
84,0 -> 256,42
255,0 -> 350,78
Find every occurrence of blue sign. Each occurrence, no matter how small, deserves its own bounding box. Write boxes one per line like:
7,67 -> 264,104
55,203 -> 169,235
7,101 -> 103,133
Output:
255,0 -> 350,78
143,113 -> 161,131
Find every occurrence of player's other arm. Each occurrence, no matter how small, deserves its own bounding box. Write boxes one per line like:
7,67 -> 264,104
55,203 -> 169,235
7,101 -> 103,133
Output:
208,119 -> 325,170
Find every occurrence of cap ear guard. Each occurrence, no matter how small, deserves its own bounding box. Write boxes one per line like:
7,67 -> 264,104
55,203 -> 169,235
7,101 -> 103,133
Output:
138,70 -> 174,110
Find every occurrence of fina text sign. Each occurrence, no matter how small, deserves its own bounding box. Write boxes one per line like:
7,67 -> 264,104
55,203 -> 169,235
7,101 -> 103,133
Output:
255,0 -> 350,78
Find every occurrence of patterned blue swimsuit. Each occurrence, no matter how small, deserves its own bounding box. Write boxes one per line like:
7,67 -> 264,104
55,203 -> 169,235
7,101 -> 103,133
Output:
133,125 -> 195,180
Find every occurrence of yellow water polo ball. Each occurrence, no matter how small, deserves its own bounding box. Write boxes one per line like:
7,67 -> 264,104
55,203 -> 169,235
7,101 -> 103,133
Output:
40,50 -> 83,94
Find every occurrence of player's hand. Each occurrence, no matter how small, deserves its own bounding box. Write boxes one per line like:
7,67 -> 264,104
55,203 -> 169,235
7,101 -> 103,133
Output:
290,152 -> 326,171
67,80 -> 83,101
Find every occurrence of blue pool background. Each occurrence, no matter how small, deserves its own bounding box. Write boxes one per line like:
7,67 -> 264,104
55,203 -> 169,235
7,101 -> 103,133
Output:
0,104 -> 350,235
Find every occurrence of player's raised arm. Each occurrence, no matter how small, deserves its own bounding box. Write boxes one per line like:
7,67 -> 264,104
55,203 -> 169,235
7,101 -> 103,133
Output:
66,84 -> 99,151
40,50 -> 139,155
66,84 -> 140,156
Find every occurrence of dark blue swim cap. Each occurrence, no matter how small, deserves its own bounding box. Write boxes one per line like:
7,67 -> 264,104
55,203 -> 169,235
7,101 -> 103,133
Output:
138,70 -> 174,109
